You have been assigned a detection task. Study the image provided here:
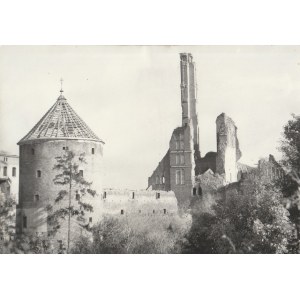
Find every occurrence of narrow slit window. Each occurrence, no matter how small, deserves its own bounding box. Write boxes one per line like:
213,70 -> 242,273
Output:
121,209 -> 124,215
198,187 -> 202,196
34,194 -> 39,201
163,209 -> 167,214
37,170 -> 41,178
132,192 -> 135,199
103,191 -> 107,199
92,148 -> 95,154
31,148 -> 35,155
156,192 -> 160,199
193,187 -> 197,196
76,191 -> 80,201
79,170 -> 83,177
89,217 -> 92,223
12,167 -> 16,177
153,209 -> 155,214
23,216 -> 27,229
3,166 -> 7,176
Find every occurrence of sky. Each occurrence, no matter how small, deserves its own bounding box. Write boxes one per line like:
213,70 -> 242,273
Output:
0,46 -> 299,189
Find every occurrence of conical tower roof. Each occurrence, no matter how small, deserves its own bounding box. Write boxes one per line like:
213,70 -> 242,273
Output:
18,90 -> 103,145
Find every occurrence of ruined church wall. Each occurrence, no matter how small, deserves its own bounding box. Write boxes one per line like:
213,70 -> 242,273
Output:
148,151 -> 170,191
216,113 -> 241,183
169,125 -> 194,210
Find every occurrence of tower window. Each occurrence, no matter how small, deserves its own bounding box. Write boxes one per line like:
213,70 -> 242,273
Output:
37,170 -> 41,178
3,166 -> 7,176
193,187 -> 197,196
153,209 -> 155,214
76,191 -> 80,201
12,167 -> 16,177
132,192 -> 135,199
58,240 -> 63,250
121,209 -> 124,215
156,192 -> 160,199
79,170 -> 83,177
23,216 -> 27,229
31,148 -> 35,155
176,154 -> 179,165
34,194 -> 39,201
92,148 -> 95,154
198,187 -> 202,196
103,191 -> 107,199
89,217 -> 92,223
162,176 -> 165,184
163,209 -> 167,214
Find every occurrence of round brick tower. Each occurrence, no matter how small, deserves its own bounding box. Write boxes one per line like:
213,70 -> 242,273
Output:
16,84 -> 104,246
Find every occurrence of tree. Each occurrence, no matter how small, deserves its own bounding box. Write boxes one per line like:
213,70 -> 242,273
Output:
0,190 -> 16,253
277,114 -> 300,251
183,178 -> 294,254
47,150 -> 96,253
71,214 -> 191,254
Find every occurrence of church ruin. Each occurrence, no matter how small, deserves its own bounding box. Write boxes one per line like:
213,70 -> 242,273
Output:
147,53 -> 244,210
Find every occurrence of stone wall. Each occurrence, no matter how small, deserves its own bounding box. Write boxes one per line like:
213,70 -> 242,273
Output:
148,151 -> 170,191
216,113 -> 242,183
101,188 -> 178,217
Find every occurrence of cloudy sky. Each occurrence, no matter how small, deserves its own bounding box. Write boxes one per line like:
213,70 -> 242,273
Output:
0,46 -> 299,189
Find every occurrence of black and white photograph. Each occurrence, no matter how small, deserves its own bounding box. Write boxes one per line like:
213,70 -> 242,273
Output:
0,46 -> 299,254
2,1 -> 300,300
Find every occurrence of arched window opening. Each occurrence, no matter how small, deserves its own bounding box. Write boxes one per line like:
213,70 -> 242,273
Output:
180,169 -> 185,184
176,170 -> 180,185
3,166 -> 7,176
